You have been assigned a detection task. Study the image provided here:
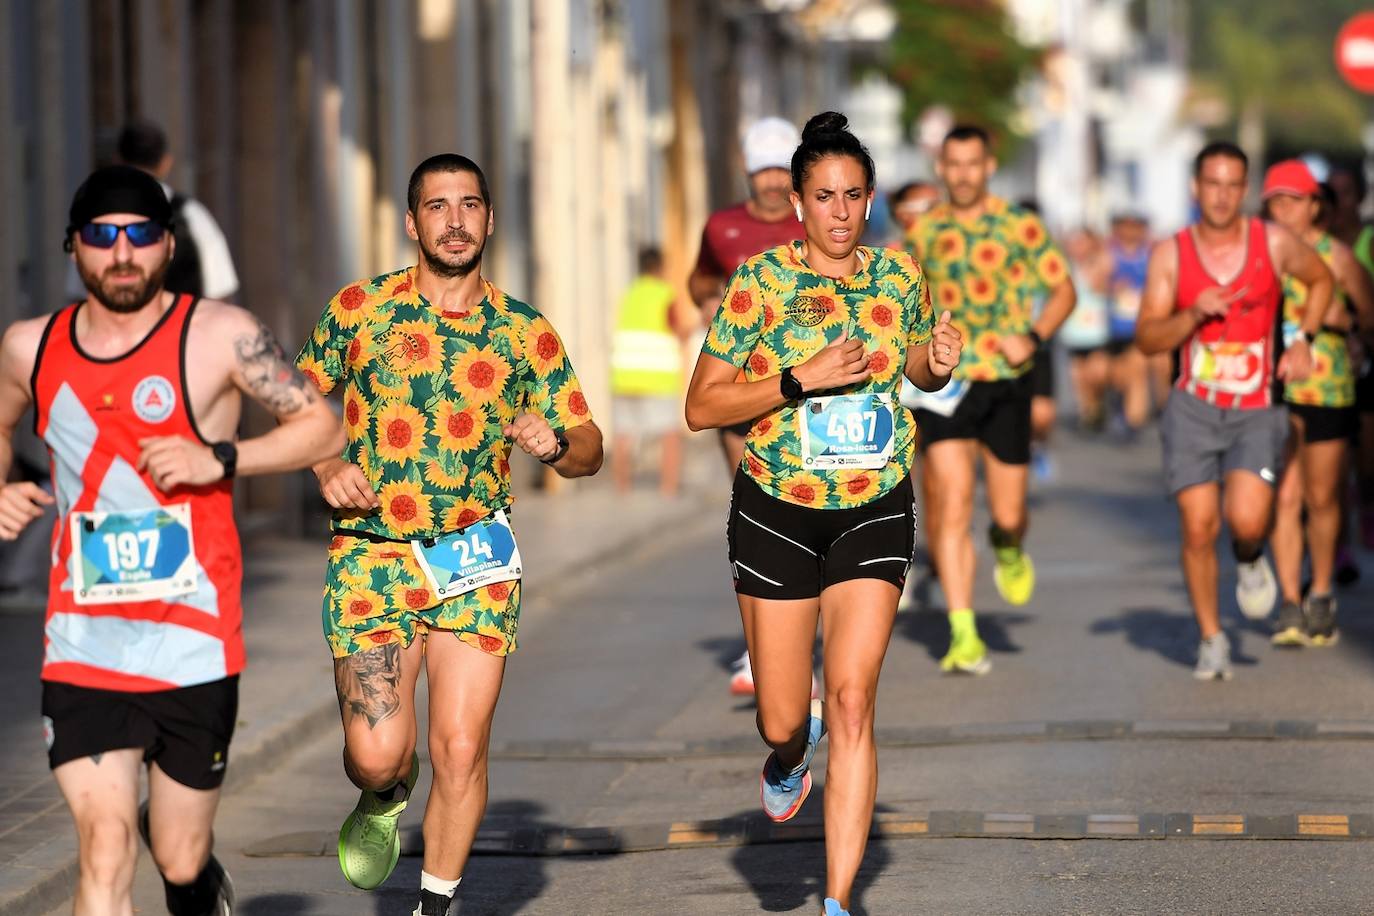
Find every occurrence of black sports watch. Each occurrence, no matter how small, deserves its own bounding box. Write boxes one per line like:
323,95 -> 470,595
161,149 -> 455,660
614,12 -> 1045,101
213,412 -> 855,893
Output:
1300,329 -> 1317,346
211,441 -> 238,479
779,367 -> 805,400
540,429 -> 570,465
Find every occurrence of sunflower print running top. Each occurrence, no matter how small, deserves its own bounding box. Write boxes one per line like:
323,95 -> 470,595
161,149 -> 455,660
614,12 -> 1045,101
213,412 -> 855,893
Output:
296,267 -> 593,540
906,196 -> 1068,381
702,241 -> 934,510
1281,233 -> 1354,408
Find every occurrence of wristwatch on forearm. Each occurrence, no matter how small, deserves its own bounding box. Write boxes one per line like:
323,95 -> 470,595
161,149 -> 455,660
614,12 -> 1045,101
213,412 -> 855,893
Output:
540,429 -> 570,465
779,367 -> 805,401
211,441 -> 238,479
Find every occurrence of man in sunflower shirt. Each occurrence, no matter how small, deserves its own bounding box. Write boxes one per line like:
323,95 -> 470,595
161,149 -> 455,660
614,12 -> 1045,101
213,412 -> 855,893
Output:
906,126 -> 1076,675
296,154 -> 602,915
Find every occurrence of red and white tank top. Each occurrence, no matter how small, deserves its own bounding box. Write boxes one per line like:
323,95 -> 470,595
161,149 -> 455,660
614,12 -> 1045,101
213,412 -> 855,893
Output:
32,294 -> 244,691
1173,218 -> 1283,410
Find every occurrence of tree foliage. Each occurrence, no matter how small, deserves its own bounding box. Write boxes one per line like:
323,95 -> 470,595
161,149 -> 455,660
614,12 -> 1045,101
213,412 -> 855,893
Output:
878,0 -> 1039,153
1191,0 -> 1368,157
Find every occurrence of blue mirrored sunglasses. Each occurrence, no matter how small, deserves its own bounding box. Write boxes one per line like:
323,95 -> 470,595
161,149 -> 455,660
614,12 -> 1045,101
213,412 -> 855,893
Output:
78,220 -> 167,249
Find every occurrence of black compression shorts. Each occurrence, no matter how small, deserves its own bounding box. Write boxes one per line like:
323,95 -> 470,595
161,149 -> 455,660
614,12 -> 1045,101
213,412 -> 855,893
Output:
727,470 -> 915,600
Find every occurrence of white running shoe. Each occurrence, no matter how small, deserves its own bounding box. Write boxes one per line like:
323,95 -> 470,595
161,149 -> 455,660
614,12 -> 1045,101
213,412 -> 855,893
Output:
729,650 -> 755,695
1235,555 -> 1277,620
1193,632 -> 1234,681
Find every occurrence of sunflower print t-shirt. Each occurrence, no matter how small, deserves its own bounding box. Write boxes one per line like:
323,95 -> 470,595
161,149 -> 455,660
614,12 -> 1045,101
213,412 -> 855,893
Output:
907,196 -> 1067,381
297,267 -> 594,540
1281,233 -> 1354,408
702,242 -> 934,510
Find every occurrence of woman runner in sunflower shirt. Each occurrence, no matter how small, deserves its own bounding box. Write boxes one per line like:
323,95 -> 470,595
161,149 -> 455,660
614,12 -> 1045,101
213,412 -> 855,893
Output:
686,112 -> 962,916
1261,160 -> 1374,646
296,154 -> 602,915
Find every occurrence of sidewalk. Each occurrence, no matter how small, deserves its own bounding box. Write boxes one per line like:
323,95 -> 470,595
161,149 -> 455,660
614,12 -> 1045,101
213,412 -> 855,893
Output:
0,444 -> 725,916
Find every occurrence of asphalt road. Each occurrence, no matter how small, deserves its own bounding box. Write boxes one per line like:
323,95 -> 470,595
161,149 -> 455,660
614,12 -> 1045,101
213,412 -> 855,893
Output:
44,427 -> 1374,914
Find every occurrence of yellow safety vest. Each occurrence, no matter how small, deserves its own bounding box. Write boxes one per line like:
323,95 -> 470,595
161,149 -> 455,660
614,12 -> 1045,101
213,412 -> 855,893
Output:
611,276 -> 682,397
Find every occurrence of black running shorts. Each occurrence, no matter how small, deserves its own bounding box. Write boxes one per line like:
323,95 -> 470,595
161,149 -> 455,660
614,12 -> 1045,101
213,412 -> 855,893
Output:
727,470 -> 916,600
42,676 -> 239,790
913,375 -> 1033,465
1288,403 -> 1357,444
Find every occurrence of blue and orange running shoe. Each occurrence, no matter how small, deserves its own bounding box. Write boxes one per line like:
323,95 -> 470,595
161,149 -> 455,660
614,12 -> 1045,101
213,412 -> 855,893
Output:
760,713 -> 826,822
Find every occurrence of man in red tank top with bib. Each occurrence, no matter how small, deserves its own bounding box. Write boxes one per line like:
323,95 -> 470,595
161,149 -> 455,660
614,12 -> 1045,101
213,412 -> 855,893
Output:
1136,142 -> 1333,681
0,166 -> 341,915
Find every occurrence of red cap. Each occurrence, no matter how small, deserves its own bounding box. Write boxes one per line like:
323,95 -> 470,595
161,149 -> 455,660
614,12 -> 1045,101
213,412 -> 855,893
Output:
1262,159 -> 1319,199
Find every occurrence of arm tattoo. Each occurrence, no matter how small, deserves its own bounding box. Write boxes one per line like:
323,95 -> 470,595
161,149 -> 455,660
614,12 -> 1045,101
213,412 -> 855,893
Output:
333,644 -> 403,729
233,321 -> 320,416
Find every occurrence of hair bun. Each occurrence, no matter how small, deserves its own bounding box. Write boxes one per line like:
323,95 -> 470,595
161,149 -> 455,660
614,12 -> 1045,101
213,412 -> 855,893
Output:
801,111 -> 849,140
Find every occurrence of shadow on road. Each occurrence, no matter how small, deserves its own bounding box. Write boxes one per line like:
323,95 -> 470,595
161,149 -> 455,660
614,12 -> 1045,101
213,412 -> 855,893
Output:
446,799 -> 554,916
728,792 -> 893,914
239,894 -> 322,915
699,634 -> 750,673
897,603 -> 1031,662
1089,606 -> 1260,669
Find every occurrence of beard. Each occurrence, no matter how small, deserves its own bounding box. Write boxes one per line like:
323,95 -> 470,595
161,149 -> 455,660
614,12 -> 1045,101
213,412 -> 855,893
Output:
76,258 -> 169,314
420,227 -> 485,279
948,181 -> 983,207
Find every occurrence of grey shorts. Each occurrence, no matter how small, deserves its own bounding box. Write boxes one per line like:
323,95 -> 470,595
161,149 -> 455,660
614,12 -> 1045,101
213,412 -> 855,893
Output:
1159,389 -> 1289,495
613,395 -> 680,437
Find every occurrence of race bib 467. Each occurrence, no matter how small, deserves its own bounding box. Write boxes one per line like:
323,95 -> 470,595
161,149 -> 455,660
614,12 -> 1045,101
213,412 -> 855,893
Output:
798,393 -> 896,470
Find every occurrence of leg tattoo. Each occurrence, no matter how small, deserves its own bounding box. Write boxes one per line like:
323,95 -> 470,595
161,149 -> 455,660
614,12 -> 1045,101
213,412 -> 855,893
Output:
334,644 -> 403,729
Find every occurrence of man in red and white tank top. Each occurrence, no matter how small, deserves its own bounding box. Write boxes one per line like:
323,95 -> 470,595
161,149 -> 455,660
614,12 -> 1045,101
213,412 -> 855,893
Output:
1136,142 -> 1333,681
0,166 -> 341,915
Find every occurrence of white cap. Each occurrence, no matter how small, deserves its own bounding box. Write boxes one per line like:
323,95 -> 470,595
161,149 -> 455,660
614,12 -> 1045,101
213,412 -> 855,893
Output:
742,117 -> 800,175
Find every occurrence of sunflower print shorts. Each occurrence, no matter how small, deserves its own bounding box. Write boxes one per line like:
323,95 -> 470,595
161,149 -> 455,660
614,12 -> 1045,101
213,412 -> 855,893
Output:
322,534 -> 520,658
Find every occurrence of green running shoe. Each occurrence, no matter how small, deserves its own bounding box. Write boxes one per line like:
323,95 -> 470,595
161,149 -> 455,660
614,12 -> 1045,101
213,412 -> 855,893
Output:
992,543 -> 1036,606
339,751 -> 420,890
940,628 -> 991,675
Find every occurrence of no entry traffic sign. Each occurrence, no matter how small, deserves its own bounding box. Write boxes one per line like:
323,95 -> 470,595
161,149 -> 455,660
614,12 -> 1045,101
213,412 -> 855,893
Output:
1336,12 -> 1374,94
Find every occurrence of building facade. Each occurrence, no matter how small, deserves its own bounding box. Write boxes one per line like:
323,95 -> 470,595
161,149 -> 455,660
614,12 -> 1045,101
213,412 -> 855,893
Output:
1,0 -> 860,528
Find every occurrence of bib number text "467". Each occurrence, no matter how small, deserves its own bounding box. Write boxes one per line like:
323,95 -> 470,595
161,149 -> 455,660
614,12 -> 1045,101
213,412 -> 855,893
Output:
827,411 -> 878,445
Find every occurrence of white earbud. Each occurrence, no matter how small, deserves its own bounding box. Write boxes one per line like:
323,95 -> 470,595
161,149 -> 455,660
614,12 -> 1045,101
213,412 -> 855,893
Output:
864,200 -> 872,221
795,204 -> 804,222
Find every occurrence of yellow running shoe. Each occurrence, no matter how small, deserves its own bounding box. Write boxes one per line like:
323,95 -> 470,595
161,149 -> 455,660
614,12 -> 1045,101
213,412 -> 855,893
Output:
339,751 -> 420,890
993,545 -> 1036,606
940,628 -> 991,675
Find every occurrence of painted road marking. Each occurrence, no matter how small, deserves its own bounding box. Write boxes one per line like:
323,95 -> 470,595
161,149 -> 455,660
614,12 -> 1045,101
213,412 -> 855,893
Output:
246,810 -> 1374,858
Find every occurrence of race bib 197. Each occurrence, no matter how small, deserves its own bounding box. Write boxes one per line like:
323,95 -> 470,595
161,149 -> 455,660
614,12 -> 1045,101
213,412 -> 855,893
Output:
411,509 -> 522,601
798,393 -> 896,470
70,504 -> 198,605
